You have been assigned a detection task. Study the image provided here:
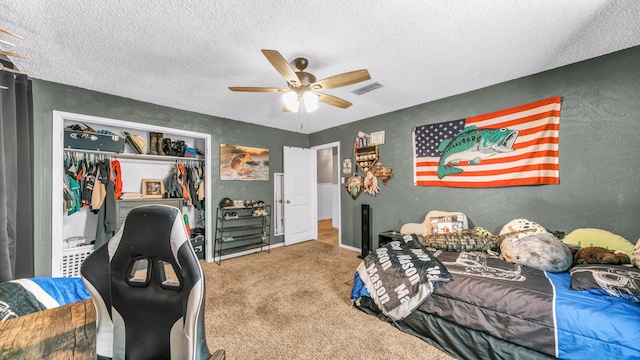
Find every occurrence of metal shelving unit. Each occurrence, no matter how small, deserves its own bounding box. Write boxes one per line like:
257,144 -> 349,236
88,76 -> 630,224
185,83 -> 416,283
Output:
214,205 -> 271,264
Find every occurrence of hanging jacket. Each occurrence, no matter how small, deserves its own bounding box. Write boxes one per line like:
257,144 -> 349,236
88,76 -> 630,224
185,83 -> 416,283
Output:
94,179 -> 117,248
83,162 -> 96,206
64,158 -> 81,215
90,160 -> 110,213
188,166 -> 201,210
111,159 -> 122,200
165,165 -> 183,199
178,163 -> 190,201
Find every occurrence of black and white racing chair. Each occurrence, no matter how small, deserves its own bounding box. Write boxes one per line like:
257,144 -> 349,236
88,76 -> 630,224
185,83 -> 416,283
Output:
81,204 -> 225,360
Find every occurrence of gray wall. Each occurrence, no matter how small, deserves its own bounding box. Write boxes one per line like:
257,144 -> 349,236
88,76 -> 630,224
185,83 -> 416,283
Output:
31,46 -> 640,274
32,80 -> 308,275
310,46 -> 640,248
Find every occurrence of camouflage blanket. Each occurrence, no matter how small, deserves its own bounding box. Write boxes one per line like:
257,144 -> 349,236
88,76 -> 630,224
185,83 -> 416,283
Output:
418,227 -> 520,252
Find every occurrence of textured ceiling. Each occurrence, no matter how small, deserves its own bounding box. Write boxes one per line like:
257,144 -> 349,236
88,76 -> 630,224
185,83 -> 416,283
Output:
2,1 -> 639,134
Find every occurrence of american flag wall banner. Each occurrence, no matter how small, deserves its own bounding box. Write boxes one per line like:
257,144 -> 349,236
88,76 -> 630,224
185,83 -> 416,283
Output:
413,97 -> 561,188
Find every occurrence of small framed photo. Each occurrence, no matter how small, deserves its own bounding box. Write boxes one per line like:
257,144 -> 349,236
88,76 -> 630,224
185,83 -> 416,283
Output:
370,131 -> 385,145
342,158 -> 353,175
141,179 -> 164,199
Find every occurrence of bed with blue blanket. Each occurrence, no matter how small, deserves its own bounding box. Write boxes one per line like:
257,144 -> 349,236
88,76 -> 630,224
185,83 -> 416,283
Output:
0,277 -> 90,321
351,237 -> 640,360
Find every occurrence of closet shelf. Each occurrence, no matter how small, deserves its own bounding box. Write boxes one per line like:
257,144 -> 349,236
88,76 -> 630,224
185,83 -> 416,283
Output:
63,148 -> 203,162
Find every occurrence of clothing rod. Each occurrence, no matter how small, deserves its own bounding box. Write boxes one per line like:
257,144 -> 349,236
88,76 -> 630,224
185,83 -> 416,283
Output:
63,148 -> 204,162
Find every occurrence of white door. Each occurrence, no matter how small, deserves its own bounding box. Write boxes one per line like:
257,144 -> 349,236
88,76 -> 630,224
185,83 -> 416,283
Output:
283,146 -> 317,245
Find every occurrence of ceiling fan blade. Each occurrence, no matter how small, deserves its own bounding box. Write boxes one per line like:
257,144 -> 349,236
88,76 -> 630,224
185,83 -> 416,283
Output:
317,93 -> 352,109
228,87 -> 286,92
311,69 -> 370,90
261,49 -> 300,87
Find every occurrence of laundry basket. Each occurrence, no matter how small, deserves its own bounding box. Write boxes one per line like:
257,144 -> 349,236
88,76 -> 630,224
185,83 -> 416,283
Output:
62,237 -> 94,278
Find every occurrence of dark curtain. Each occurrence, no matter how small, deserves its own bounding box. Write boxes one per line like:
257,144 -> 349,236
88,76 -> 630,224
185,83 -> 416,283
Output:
0,58 -> 34,282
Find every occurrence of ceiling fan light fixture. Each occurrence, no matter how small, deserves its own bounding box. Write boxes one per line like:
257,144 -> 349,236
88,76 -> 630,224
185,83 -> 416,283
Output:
302,91 -> 319,112
283,91 -> 300,112
233,50 -> 370,112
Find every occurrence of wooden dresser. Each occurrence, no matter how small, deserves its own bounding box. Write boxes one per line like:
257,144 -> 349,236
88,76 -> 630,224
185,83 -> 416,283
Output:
115,198 -> 183,228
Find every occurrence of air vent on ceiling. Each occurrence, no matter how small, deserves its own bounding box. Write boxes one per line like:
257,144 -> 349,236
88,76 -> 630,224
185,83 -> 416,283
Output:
352,82 -> 383,95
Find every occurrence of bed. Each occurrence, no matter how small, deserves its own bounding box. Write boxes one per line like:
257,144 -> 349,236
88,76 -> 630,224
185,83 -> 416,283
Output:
351,235 -> 640,360
0,277 -> 94,359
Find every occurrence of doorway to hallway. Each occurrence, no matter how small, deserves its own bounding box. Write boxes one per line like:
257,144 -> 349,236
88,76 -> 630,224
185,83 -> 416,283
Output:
313,141 -> 341,247
317,219 -> 339,246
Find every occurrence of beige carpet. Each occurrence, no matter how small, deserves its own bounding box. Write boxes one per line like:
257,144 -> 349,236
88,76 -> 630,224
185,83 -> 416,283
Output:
201,241 -> 455,359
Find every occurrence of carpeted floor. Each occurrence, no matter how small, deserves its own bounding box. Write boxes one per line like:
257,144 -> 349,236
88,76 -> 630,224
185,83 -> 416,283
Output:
201,240 -> 455,359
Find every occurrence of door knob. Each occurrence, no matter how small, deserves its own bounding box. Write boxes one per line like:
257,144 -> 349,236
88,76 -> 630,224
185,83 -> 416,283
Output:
286,200 -> 290,204
278,199 -> 283,203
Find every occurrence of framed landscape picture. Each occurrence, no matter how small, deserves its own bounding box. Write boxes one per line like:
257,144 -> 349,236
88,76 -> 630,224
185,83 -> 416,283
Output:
220,144 -> 269,181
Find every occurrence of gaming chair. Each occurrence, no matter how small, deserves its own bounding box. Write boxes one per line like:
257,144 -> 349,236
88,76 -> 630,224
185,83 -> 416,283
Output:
81,204 -> 225,360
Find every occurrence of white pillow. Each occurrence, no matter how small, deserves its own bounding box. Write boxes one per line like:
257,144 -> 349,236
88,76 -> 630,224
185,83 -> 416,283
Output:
400,222 -> 427,237
500,218 -> 549,240
400,210 -> 468,237
430,213 -> 467,234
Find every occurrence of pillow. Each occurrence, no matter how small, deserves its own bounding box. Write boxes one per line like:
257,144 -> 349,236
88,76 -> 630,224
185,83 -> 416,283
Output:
500,233 -> 572,272
563,228 -> 635,257
426,210 -> 468,235
400,210 -> 468,237
430,213 -> 467,234
632,239 -> 640,268
500,218 -> 549,240
570,264 -> 640,303
400,222 -> 427,237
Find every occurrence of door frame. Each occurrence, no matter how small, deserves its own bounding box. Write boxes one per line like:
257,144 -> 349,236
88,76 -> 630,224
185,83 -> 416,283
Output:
273,172 -> 284,236
311,141 -> 341,247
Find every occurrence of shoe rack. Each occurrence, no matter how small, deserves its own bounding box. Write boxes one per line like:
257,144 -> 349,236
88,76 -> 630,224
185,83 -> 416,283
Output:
214,203 -> 271,264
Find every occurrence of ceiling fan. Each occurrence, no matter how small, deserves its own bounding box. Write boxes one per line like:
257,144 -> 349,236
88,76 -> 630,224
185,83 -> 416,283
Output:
229,49 -> 371,112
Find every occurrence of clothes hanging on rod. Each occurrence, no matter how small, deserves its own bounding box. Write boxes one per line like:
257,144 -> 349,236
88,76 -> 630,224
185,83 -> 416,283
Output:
63,151 -> 206,227
164,160 -> 205,211
63,152 -> 122,214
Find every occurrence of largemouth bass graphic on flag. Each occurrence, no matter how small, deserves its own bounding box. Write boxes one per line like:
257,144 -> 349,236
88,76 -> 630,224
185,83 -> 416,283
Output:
437,126 -> 519,179
413,97 -> 561,188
